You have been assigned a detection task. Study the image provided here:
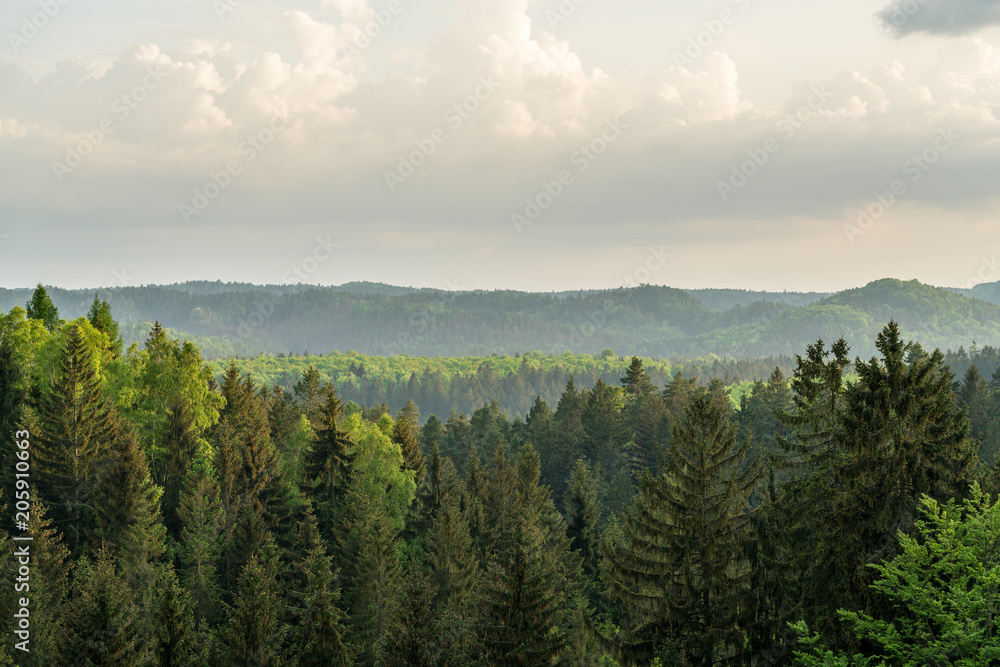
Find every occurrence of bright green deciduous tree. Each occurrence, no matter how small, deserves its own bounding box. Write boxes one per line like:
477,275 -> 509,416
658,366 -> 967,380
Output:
793,486 -> 1000,666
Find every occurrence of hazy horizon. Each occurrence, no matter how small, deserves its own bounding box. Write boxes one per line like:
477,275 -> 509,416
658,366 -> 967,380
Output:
1,0 -> 1000,292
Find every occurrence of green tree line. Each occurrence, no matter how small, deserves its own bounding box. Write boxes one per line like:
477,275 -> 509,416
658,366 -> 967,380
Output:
0,286 -> 998,665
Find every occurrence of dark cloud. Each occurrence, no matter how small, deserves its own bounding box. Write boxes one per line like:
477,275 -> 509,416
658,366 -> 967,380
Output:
878,0 -> 1000,37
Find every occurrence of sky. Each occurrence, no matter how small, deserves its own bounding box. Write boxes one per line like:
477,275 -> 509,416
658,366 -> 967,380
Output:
0,0 -> 999,293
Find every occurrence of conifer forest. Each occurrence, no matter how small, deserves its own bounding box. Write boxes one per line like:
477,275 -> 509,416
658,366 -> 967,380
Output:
4,0 -> 1000,664
2,286 -> 999,665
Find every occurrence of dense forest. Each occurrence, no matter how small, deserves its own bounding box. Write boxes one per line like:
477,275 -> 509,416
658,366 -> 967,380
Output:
5,278 -> 1000,360
2,286 -> 1000,665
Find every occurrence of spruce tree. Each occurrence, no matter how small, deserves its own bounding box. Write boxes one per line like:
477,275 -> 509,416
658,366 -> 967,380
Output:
824,322 -> 974,632
603,386 -> 761,665
290,541 -> 351,666
155,567 -> 195,667
392,415 -> 425,486
25,283 -> 59,331
430,490 -> 477,607
163,397 -> 198,538
303,389 -> 354,539
177,453 -> 225,626
564,458 -> 601,581
479,444 -> 572,665
86,294 -> 122,357
222,545 -> 286,666
33,324 -> 117,551
67,547 -> 151,666
621,356 -> 656,400
93,425 -> 167,611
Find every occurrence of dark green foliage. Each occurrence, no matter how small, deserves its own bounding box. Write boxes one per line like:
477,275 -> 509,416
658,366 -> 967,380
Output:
479,444 -> 574,665
222,545 -> 286,666
177,453 -> 225,625
86,294 -> 122,356
565,458 -> 601,580
603,385 -> 761,665
67,547 -> 151,666
25,284 -> 59,331
155,568 -> 195,667
33,324 -> 118,551
430,490 -> 477,606
392,415 -> 425,486
289,541 -> 351,666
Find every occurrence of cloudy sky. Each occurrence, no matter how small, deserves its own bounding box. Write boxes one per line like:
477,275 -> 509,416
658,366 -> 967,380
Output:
0,0 -> 999,292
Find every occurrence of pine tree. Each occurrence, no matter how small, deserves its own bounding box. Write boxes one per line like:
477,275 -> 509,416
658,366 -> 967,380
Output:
33,324 -> 118,551
25,283 -> 59,331
222,545 -> 286,666
163,397 -> 199,538
430,490 -> 477,607
67,547 -> 151,666
177,453 -> 225,626
564,458 -> 601,581
392,415 -> 425,486
304,389 -> 355,541
86,294 -> 122,357
290,542 -> 352,666
822,322 -> 975,635
603,386 -> 761,665
155,567 -> 195,667
621,356 -> 656,400
93,425 -> 167,612
479,444 -> 572,665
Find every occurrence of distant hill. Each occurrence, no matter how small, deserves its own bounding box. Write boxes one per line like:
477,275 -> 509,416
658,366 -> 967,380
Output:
3,278 -> 1000,360
684,288 -> 831,311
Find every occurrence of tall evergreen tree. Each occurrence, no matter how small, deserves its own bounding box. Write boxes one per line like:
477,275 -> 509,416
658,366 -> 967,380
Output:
289,541 -> 352,666
25,283 -> 59,331
392,415 -> 425,486
85,294 -> 122,357
603,386 -> 761,665
33,324 -> 118,551
177,453 -> 225,626
93,425 -> 167,612
154,567 -> 195,667
430,490 -> 477,607
67,548 -> 151,666
819,322 -> 975,639
564,458 -> 601,581
222,546 -> 286,667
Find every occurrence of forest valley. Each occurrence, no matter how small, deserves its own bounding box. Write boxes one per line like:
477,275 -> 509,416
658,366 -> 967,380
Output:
1,286 -> 999,666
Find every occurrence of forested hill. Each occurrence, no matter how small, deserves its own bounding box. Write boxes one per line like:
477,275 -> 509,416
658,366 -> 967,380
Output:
2,278 -> 1000,359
